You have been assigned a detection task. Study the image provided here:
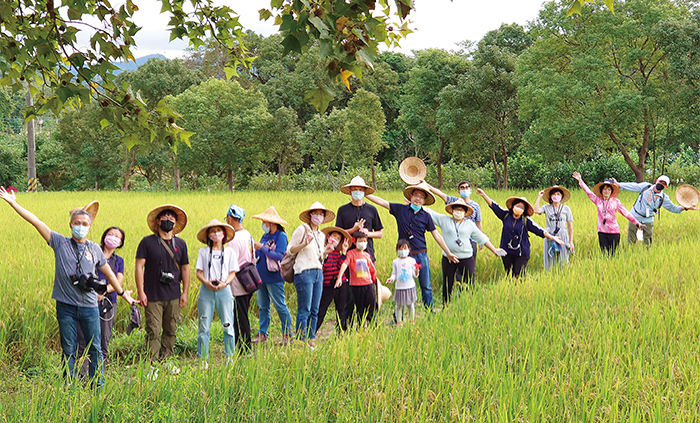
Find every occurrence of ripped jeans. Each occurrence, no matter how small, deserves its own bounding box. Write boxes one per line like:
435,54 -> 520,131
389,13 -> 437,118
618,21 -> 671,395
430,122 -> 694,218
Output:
197,284 -> 235,359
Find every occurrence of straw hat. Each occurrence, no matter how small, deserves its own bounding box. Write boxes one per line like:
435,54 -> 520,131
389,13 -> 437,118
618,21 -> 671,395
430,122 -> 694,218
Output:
299,201 -> 336,224
676,184 -> 700,208
196,219 -> 235,244
340,176 -> 375,195
69,201 -> 99,223
592,180 -> 620,198
376,280 -> 392,310
402,182 -> 436,206
399,157 -> 427,185
445,198 -> 474,217
252,206 -> 288,226
542,185 -> 571,204
321,226 -> 351,245
147,204 -> 188,234
505,197 -> 534,217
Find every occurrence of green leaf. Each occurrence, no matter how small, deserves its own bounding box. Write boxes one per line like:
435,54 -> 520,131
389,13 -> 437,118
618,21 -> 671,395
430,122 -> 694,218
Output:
223,66 -> 238,80
259,8 -> 272,20
308,15 -> 329,38
605,0 -> 614,14
281,34 -> 301,54
305,85 -> 335,113
121,134 -> 141,150
566,0 -> 582,17
100,118 -> 111,129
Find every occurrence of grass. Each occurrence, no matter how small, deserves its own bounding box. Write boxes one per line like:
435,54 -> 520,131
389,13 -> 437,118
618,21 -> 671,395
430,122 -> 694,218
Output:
1,188 -> 700,421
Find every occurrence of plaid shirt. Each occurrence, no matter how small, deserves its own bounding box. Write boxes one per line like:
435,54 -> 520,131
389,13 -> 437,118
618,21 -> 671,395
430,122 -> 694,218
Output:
322,250 -> 346,287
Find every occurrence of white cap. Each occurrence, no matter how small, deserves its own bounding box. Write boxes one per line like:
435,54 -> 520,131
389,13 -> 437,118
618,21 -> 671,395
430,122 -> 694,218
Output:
656,175 -> 670,187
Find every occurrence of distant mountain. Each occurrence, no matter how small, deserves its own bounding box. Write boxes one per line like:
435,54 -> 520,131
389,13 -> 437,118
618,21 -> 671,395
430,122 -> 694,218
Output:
112,54 -> 168,75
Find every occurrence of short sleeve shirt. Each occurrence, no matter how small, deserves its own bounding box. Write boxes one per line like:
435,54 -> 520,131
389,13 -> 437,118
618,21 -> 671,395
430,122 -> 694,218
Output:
50,231 -> 107,307
97,254 -> 124,304
195,247 -> 238,283
388,203 -> 436,252
335,202 -> 383,261
135,234 -> 189,302
343,249 -> 376,286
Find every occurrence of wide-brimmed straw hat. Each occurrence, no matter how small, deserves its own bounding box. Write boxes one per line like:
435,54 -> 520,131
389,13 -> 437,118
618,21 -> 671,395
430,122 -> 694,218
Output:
196,219 -> 235,245
147,204 -> 188,234
592,180 -> 620,198
321,226 -> 351,245
445,198 -> 474,218
299,201 -> 335,224
399,157 -> 426,185
676,184 -> 700,208
69,201 -> 99,223
252,206 -> 288,226
376,280 -> 392,310
402,182 -> 436,206
505,197 -> 534,217
542,185 -> 571,204
340,176 -> 375,195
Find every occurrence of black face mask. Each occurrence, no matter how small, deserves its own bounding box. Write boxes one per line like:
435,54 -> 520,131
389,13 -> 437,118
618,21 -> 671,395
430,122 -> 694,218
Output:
655,183 -> 665,191
159,220 -> 175,232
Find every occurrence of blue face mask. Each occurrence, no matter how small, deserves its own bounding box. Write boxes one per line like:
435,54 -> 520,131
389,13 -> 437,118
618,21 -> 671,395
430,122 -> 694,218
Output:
410,203 -> 421,212
351,190 -> 365,201
459,189 -> 471,198
72,225 -> 90,240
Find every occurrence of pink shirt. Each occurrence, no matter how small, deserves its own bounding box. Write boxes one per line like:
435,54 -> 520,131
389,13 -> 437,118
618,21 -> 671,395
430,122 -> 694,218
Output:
226,228 -> 254,296
579,179 -> 639,234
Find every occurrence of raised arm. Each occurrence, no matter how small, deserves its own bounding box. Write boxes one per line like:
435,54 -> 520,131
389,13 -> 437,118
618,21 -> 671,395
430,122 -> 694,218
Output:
533,190 -> 545,214
475,188 -> 493,207
573,172 -> 598,203
0,187 -> 51,243
365,194 -> 390,210
422,180 -> 449,203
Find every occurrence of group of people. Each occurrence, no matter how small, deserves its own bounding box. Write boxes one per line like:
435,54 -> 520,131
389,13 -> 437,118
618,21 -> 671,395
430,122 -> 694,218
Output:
0,169 -> 695,385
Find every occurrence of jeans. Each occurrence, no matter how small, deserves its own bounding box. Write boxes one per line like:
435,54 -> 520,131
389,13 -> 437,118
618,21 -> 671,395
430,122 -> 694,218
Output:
55,301 -> 104,388
197,286 -> 235,359
411,251 -> 433,308
294,268 -> 323,340
257,282 -> 293,336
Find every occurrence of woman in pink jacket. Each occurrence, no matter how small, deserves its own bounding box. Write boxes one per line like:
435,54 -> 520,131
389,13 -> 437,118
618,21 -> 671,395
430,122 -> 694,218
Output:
572,172 -> 644,254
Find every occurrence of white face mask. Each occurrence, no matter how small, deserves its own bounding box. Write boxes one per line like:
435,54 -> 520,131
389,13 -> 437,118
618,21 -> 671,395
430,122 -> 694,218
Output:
452,209 -> 466,220
397,249 -> 409,258
351,190 -> 365,201
551,193 -> 563,203
355,241 -> 367,251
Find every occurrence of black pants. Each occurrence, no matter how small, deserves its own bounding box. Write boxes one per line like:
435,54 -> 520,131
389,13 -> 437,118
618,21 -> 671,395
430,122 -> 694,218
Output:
316,283 -> 349,332
455,240 -> 478,283
442,254 -> 476,304
501,254 -> 530,278
351,285 -> 375,327
234,293 -> 252,351
598,232 -> 620,255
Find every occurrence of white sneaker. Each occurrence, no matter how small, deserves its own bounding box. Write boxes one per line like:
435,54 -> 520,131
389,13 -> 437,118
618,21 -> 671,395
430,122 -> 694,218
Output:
147,366 -> 159,381
200,361 -> 209,370
164,362 -> 180,375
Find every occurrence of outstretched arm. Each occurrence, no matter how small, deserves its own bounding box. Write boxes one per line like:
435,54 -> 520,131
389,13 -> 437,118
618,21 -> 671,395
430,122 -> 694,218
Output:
365,194 -> 390,210
0,187 -> 51,243
422,180 -> 448,203
475,188 -> 493,207
533,190 -> 545,214
430,229 -> 459,263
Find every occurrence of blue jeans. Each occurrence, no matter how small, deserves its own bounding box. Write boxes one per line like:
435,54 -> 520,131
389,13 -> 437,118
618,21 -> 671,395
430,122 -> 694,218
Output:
294,269 -> 323,340
197,286 -> 235,359
412,251 -> 433,308
257,282 -> 293,336
55,301 -> 104,387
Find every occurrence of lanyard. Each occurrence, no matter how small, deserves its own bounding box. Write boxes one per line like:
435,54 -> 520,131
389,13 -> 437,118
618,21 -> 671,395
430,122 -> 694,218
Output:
452,219 -> 464,241
207,248 -> 225,281
70,238 -> 88,275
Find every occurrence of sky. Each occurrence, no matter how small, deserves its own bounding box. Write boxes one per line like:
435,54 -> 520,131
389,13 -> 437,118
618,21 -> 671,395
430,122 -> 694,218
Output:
123,0 -> 549,60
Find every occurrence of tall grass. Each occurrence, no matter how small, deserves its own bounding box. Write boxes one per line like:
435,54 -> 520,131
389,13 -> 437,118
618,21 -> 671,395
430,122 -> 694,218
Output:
1,188 -> 700,421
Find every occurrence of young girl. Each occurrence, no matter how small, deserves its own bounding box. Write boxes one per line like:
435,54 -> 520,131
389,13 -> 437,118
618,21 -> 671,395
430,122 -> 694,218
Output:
386,239 -> 419,327
317,227 -> 351,332
534,186 -> 574,270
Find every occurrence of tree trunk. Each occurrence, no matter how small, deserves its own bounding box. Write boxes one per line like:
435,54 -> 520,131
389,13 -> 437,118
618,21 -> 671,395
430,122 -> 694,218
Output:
501,144 -> 508,190
122,145 -> 136,192
437,137 -> 446,189
227,165 -> 234,191
491,151 -> 502,189
172,151 -> 180,191
371,160 -> 377,190
277,158 -> 283,191
26,89 -> 36,192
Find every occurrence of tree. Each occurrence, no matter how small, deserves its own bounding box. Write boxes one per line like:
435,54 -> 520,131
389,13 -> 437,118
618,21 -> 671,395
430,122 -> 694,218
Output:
264,106 -> 303,190
302,108 -> 348,191
343,89 -> 386,188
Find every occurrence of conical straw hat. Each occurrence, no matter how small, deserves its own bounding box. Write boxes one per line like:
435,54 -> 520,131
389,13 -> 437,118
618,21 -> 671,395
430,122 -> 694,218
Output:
676,184 -> 700,208
299,202 -> 335,224
340,175 -> 375,195
147,204 -> 188,234
196,219 -> 235,244
402,182 -> 436,206
252,206 -> 288,226
399,157 -> 426,185
69,201 -> 99,223
376,280 -> 392,310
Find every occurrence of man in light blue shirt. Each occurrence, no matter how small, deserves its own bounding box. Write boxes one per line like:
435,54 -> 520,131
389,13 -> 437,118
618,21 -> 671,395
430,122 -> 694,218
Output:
613,175 -> 695,245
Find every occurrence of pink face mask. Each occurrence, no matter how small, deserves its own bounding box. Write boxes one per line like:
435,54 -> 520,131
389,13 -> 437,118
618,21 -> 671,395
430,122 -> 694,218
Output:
310,214 -> 324,226
551,193 -> 562,203
209,231 -> 225,243
104,234 -> 121,249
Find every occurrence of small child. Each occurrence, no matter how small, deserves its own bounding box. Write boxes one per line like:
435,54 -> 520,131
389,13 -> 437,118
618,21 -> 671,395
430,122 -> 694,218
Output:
317,227 -> 350,332
386,239 -> 419,326
336,232 -> 377,326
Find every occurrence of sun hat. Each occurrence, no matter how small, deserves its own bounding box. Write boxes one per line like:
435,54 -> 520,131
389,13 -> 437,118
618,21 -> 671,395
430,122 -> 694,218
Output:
69,200 -> 99,223
340,176 -> 375,195
675,184 -> 700,208
196,219 -> 235,245
147,204 -> 187,234
592,179 -> 620,198
399,157 -> 427,185
402,182 -> 436,206
656,175 -> 671,187
321,226 -> 351,245
376,280 -> 392,310
542,185 -> 571,203
505,197 -> 534,217
252,206 -> 288,226
299,201 -> 336,224
226,204 -> 245,221
445,198 -> 474,217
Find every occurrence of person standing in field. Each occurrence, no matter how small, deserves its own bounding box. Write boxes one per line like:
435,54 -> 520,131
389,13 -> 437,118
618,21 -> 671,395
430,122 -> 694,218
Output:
194,219 -> 238,366
365,183 -> 459,309
534,186 -> 575,270
135,205 -> 190,369
288,202 -> 334,348
252,206 -> 294,346
476,189 -> 564,278
0,188 -> 135,388
424,198 -> 506,302
610,175 -> 696,245
335,232 -> 378,326
572,172 -> 644,254
317,226 -> 351,332
225,205 -> 255,352
385,239 -> 419,327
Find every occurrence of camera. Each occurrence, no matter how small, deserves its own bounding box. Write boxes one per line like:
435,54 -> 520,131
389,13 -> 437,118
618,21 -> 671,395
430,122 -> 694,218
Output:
71,273 -> 107,294
455,239 -> 464,247
160,271 -> 175,285
212,280 -> 220,287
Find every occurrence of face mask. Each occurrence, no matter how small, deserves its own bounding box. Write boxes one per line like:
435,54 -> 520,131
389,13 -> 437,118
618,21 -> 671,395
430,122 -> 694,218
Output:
329,237 -> 339,246
410,203 -> 421,212
397,249 -> 409,258
351,190 -> 365,201
160,219 -> 175,232
104,234 -> 121,249
310,214 -> 324,226
512,206 -> 524,217
452,209 -> 466,220
262,223 -> 270,234
72,225 -> 90,240
655,183 -> 665,191
551,193 -> 563,203
355,241 -> 367,251
209,231 -> 224,243
459,189 -> 471,198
